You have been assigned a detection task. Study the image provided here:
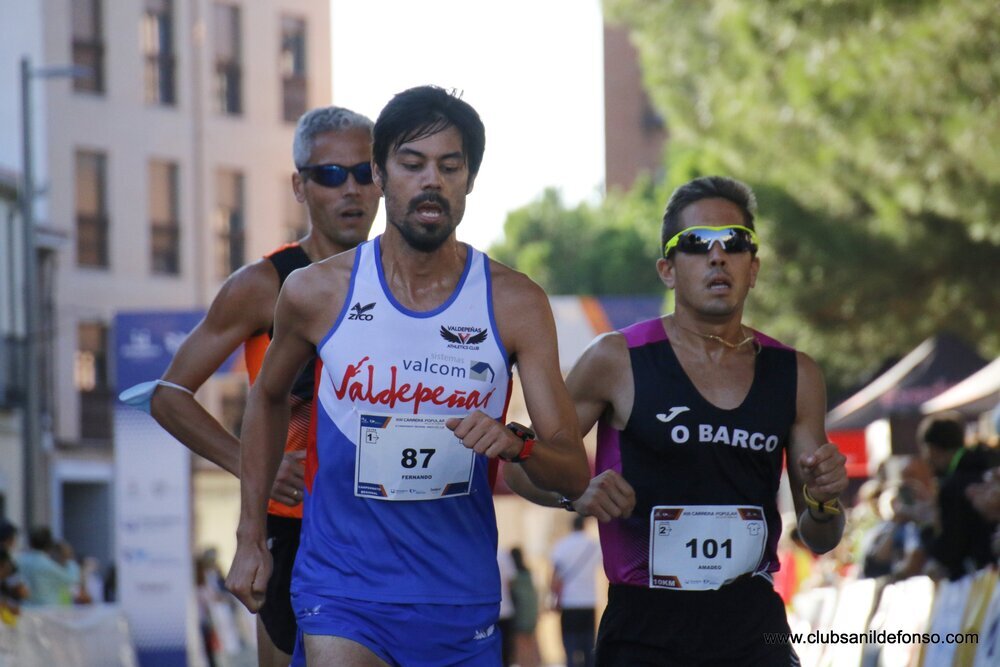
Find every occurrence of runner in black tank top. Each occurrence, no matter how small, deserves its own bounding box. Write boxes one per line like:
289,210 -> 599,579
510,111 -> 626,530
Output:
505,176 -> 848,666
148,106 -> 380,667
246,243 -> 314,657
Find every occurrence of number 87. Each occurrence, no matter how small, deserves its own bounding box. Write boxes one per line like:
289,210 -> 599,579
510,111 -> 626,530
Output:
401,448 -> 436,469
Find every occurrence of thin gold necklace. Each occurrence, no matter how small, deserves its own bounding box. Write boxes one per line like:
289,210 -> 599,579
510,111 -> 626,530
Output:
673,319 -> 757,351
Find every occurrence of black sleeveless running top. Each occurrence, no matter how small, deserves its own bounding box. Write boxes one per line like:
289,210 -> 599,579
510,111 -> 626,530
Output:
595,317 -> 797,587
244,243 -> 315,519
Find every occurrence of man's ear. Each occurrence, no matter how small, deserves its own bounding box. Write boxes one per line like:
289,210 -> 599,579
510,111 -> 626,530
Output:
657,257 -> 676,289
466,173 -> 477,195
292,172 -> 306,203
373,163 -> 386,193
749,254 -> 760,289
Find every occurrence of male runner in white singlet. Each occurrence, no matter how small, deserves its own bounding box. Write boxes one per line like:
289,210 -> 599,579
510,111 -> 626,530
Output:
226,86 -> 590,667
508,176 -> 848,665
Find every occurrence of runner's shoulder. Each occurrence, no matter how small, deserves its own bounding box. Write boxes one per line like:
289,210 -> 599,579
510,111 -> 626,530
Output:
583,331 -> 630,367
486,258 -> 549,311
280,247 -> 357,310
568,331 -> 631,390
207,258 -> 281,326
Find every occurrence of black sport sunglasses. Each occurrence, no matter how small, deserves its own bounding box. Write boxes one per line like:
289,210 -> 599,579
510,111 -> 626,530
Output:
298,162 -> 374,188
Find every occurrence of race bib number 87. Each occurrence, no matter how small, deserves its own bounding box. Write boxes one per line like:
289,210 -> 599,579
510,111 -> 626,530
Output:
355,413 -> 475,501
649,505 -> 767,591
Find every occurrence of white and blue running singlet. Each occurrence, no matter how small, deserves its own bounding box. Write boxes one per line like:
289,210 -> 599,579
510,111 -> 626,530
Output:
294,235 -> 512,606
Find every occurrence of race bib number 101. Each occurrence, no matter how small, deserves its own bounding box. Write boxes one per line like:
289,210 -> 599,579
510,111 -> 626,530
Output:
648,505 -> 767,591
355,413 -> 476,501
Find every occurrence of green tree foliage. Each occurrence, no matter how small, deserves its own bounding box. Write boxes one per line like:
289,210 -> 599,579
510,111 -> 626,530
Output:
490,185 -> 666,295
602,0 -> 1000,391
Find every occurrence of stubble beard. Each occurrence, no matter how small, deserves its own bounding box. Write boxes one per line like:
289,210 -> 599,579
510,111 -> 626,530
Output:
389,219 -> 452,253
387,192 -> 461,253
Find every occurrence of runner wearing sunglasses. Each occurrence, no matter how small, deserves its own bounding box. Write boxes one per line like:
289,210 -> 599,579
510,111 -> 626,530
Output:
506,175 -> 847,666
227,85 -> 590,666
148,106 -> 380,667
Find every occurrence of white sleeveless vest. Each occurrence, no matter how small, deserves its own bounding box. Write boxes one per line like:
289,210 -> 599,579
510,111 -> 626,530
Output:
294,236 -> 512,604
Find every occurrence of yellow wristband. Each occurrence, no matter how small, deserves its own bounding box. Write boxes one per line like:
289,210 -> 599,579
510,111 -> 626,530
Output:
803,484 -> 842,516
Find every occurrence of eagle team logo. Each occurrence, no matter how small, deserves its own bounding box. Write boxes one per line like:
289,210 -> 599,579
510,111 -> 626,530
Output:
348,302 -> 376,321
440,325 -> 488,349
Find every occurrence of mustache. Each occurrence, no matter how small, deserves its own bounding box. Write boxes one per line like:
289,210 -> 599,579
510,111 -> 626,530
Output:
407,192 -> 451,215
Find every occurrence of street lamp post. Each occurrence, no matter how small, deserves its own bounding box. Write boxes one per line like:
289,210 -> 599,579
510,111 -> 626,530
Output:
19,56 -> 88,528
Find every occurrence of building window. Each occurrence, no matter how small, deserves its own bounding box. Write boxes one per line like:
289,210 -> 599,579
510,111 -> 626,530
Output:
215,170 -> 245,278
150,160 -> 180,275
76,150 -> 109,268
213,3 -> 242,115
76,321 -> 112,441
72,0 -> 105,93
280,16 -> 308,122
142,0 -> 176,105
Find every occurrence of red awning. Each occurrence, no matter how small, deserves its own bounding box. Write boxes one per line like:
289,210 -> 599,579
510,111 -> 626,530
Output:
829,429 -> 869,478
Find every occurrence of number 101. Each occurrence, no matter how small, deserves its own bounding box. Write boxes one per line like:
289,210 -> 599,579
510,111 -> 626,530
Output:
685,538 -> 732,559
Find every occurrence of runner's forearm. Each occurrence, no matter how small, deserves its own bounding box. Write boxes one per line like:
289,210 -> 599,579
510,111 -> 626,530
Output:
237,388 -> 291,541
797,509 -> 845,554
503,463 -> 562,507
517,432 -> 589,499
151,389 -> 241,476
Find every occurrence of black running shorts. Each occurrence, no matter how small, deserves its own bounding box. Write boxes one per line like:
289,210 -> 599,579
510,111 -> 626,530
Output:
259,514 -> 301,655
595,576 -> 800,666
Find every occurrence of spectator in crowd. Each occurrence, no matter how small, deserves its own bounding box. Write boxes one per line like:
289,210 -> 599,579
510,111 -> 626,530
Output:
0,549 -> 20,623
81,556 -> 104,604
103,564 -> 117,603
967,465 -> 1000,562
195,555 -> 221,667
845,478 -> 884,569
918,412 -> 1000,580
859,483 -> 926,581
509,547 -> 541,667
17,527 -> 81,606
550,515 -> 601,667
497,547 -> 516,667
0,521 -> 17,555
967,466 -> 1000,522
0,521 -> 28,607
51,540 -> 91,604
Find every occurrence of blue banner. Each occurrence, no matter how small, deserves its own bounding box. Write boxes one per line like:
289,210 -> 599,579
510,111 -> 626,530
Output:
114,310 -> 241,389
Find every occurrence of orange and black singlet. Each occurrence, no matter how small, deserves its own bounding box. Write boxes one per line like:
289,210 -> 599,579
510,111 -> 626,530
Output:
244,243 -> 315,519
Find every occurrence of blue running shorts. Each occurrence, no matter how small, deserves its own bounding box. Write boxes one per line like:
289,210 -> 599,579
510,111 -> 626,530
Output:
291,591 -> 501,667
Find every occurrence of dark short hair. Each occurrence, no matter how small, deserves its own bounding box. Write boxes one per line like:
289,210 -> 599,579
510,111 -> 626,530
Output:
661,176 -> 757,255
0,520 -> 16,544
373,86 -> 485,186
28,526 -> 54,551
917,412 -> 965,450
0,548 -> 13,576
510,546 -> 528,572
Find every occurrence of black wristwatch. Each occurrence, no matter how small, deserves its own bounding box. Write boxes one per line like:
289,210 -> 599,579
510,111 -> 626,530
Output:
501,422 -> 536,463
558,496 -> 576,513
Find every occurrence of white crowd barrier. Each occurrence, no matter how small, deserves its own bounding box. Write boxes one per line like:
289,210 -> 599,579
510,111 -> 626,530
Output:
0,604 -> 137,667
789,566 -> 999,667
973,574 -> 1000,667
